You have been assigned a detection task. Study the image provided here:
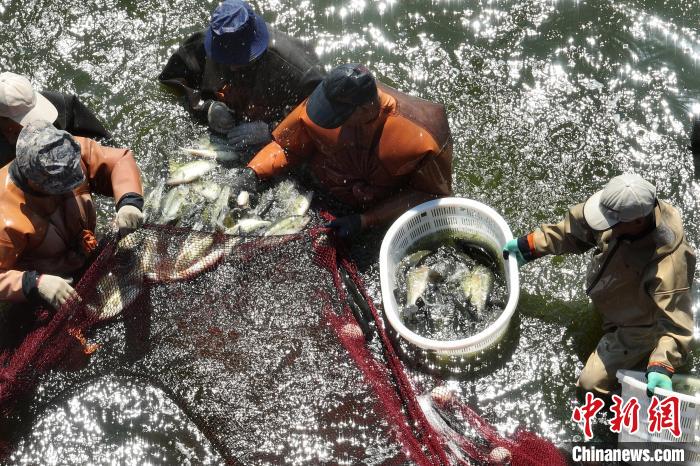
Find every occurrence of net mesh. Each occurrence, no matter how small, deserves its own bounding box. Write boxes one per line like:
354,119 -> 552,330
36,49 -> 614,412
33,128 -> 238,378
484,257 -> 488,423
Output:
0,224 -> 567,465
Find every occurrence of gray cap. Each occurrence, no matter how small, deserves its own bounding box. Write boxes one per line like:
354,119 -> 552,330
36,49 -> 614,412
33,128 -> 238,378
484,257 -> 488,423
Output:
583,174 -> 656,231
15,120 -> 85,195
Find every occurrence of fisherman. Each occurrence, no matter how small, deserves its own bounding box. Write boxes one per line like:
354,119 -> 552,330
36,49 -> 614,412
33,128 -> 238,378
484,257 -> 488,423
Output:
0,121 -> 144,311
0,72 -> 111,164
230,63 -> 453,238
503,174 -> 695,398
159,0 -> 323,154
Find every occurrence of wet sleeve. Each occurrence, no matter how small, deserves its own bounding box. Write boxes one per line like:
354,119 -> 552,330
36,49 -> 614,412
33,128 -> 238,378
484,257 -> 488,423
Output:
78,137 -> 144,203
0,234 -> 28,302
525,203 -> 597,258
247,104 -> 315,179
158,32 -> 209,114
407,141 -> 453,197
647,246 -> 696,374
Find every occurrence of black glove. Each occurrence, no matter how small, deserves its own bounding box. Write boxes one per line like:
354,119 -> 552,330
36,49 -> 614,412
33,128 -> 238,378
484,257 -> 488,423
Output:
207,101 -> 237,134
227,121 -> 272,152
325,215 -> 363,239
231,168 -> 259,194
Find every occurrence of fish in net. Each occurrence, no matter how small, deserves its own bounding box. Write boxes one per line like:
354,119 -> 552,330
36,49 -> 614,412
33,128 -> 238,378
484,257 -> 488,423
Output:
0,224 -> 567,465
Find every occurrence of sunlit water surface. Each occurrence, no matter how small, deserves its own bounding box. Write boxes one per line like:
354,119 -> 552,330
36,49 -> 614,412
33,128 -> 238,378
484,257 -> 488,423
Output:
2,0 -> 699,463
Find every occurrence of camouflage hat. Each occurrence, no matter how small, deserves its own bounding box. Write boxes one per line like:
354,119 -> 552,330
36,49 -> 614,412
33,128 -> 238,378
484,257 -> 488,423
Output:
15,120 -> 85,195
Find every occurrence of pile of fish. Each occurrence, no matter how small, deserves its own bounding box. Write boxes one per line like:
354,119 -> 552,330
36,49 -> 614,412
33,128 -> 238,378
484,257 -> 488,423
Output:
143,136 -> 314,237
394,239 -> 507,341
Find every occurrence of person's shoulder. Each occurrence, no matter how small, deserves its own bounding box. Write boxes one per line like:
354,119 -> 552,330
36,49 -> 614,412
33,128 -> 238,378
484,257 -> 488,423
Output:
179,30 -> 207,49
265,27 -> 319,66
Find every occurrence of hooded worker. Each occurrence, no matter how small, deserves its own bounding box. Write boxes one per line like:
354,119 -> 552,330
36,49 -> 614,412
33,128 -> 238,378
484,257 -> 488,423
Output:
0,121 -> 144,310
231,63 -> 453,237
503,174 -> 695,398
158,0 -> 323,154
0,72 -> 111,164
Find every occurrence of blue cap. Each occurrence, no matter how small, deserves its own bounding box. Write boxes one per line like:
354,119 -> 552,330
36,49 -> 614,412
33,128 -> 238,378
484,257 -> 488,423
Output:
307,64 -> 378,129
204,0 -> 270,66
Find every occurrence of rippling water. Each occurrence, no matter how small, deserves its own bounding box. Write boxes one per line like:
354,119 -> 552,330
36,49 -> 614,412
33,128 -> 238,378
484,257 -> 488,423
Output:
2,0 -> 699,463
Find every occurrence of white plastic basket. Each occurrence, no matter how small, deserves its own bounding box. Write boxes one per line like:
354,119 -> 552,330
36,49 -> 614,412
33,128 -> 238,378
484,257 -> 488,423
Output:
379,197 -> 520,355
616,369 -> 700,465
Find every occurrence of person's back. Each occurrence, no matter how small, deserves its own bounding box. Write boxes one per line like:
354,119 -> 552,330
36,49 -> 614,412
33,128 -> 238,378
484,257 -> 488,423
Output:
158,0 -> 323,137
0,72 -> 111,164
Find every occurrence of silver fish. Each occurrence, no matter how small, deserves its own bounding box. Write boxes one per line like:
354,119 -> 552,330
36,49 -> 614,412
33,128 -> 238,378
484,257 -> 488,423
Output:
174,234 -> 215,272
190,182 -> 222,202
89,272 -> 142,321
167,160 -> 217,186
159,185 -> 190,223
143,181 -> 165,221
406,266 -> 442,306
263,215 -> 311,236
210,186 -> 231,230
226,218 -> 271,235
459,265 -> 493,314
287,191 -> 313,216
181,147 -> 239,163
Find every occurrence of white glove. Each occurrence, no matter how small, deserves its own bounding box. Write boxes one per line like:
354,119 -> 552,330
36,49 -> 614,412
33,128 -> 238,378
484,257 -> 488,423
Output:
37,274 -> 79,309
115,205 -> 144,235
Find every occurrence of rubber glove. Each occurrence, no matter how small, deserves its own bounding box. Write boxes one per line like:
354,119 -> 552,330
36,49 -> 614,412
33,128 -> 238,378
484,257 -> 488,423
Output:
502,239 -> 526,266
115,205 -> 144,236
646,371 -> 673,397
325,215 -> 363,239
37,274 -> 79,309
230,168 -> 259,194
207,101 -> 236,134
226,121 -> 272,152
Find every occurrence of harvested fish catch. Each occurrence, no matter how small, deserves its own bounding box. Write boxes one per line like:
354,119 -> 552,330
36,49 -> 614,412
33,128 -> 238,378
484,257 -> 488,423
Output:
167,160 -> 217,186
263,215 -> 311,236
395,241 -> 506,341
181,147 -> 239,163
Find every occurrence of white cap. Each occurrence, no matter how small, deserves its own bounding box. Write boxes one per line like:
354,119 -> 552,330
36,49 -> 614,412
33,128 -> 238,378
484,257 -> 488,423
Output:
0,72 -> 58,126
583,174 -> 657,231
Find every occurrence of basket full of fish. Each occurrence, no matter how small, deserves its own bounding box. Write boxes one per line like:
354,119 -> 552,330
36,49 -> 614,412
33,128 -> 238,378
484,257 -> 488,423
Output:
379,198 -> 520,356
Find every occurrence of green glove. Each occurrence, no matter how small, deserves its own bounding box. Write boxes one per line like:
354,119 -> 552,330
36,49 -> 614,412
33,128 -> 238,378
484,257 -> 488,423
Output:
646,371 -> 673,397
502,239 -> 526,267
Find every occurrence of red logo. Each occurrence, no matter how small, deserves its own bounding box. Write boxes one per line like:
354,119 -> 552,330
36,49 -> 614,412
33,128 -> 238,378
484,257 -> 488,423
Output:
609,395 -> 640,434
572,392 -> 605,440
648,395 -> 681,438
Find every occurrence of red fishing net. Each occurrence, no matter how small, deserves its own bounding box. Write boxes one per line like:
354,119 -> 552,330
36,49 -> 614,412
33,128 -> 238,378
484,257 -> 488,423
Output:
0,224 -> 567,465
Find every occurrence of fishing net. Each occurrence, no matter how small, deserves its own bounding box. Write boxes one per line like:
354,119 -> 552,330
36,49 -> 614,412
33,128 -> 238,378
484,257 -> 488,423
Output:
0,224 -> 567,465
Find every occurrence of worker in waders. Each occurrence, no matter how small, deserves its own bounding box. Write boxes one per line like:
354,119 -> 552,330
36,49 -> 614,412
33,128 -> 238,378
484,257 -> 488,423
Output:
503,174 -> 695,398
227,63 -> 453,238
0,72 -> 111,165
0,121 -> 144,317
159,0 -> 323,155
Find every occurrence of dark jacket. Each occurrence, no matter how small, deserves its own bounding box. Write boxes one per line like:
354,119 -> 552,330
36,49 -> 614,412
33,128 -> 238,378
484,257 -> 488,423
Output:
158,27 -> 323,125
0,91 -> 111,165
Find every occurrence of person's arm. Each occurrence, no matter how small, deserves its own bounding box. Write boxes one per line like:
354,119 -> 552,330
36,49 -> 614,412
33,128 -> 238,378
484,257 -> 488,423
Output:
247,104 -> 315,179
0,234 -> 30,302
76,137 -> 144,208
512,203 -> 597,263
647,247 -> 695,376
158,32 -> 209,115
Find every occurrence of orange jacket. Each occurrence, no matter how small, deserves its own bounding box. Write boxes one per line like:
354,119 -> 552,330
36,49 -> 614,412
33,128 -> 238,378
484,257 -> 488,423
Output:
0,137 -> 143,302
248,84 -> 452,218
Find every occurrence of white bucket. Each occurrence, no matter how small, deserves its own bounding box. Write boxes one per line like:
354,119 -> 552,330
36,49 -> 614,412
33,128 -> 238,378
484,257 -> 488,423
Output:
379,197 -> 520,355
616,369 -> 700,465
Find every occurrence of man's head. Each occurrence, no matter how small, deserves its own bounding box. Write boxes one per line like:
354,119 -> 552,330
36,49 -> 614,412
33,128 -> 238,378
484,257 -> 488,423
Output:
0,72 -> 58,145
306,64 -> 379,129
14,120 -> 85,196
583,173 -> 657,234
204,0 -> 269,68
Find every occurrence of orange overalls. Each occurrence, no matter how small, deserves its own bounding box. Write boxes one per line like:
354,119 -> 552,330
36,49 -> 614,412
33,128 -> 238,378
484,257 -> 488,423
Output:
248,84 -> 453,226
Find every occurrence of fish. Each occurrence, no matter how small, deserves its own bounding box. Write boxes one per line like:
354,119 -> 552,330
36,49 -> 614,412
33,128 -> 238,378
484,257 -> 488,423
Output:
286,191 -> 313,216
166,160 -> 217,186
236,190 -> 250,208
174,234 -> 215,272
88,271 -> 143,321
159,185 -> 190,223
210,186 -> 231,230
226,218 -> 271,235
406,266 -> 443,306
263,215 -> 311,236
459,264 -> 493,314
190,182 -> 222,202
181,147 -> 240,163
143,181 -> 165,221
